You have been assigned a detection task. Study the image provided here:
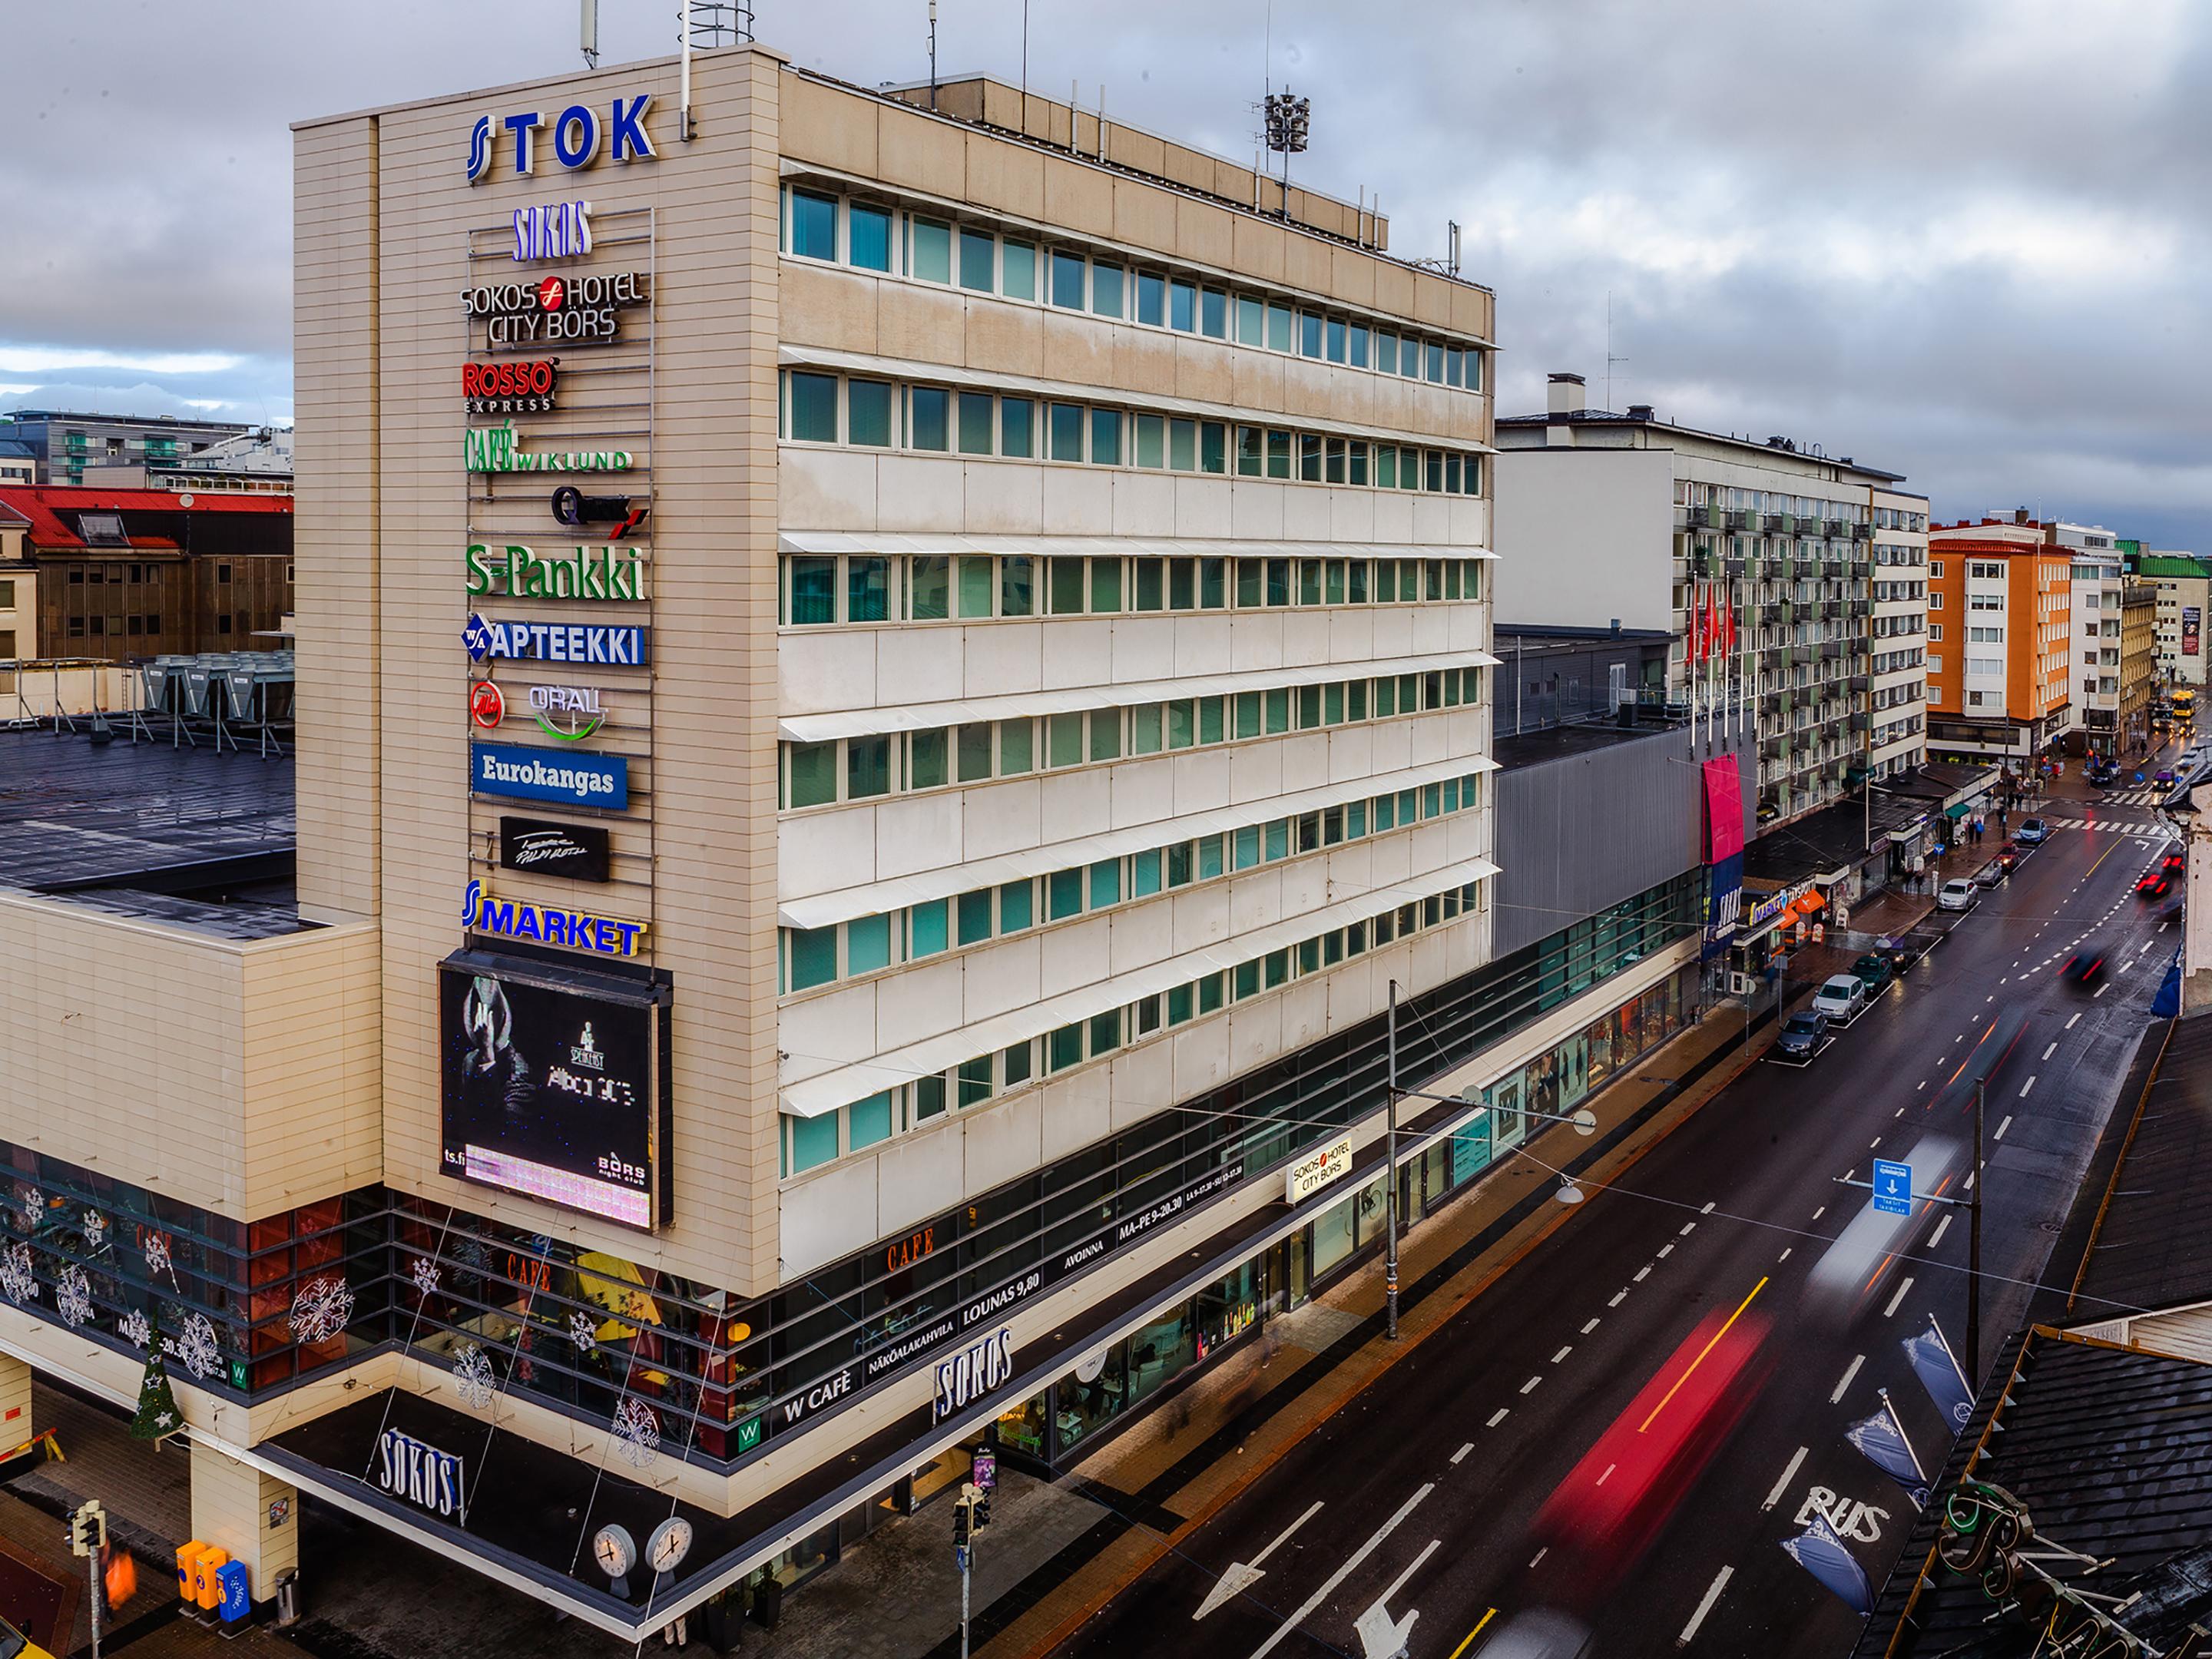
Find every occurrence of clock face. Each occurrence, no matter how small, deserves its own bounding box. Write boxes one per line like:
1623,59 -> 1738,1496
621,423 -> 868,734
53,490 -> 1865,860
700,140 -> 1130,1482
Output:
645,1518 -> 694,1573
593,1524 -> 635,1577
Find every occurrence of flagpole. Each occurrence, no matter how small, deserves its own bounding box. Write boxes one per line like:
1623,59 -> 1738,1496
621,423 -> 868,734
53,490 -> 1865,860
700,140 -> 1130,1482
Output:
1879,1386 -> 1927,1502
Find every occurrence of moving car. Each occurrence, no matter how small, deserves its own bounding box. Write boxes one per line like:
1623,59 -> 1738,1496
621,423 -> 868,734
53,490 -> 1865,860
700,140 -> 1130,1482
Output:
2156,767 -> 2176,786
2059,946 -> 2107,987
2015,817 -> 2049,844
1938,878 -> 1979,912
2088,762 -> 2120,787
1850,952 -> 1895,992
1811,974 -> 1868,1022
2137,853 -> 2184,899
1776,1009 -> 1830,1059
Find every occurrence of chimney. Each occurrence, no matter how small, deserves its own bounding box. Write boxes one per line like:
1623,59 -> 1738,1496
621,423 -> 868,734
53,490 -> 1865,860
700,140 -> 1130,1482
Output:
1627,403 -> 1654,421
2015,507 -> 2030,525
1547,373 -> 1585,418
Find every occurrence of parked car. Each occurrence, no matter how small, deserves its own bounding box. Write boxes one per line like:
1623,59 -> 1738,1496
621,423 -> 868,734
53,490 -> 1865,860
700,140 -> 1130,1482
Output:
2088,763 -> 2120,787
1811,974 -> 1868,1022
1850,952 -> 1895,992
1938,878 -> 1979,912
1777,1010 -> 1830,1060
1975,860 -> 2008,889
2059,947 -> 2107,987
2015,817 -> 2049,844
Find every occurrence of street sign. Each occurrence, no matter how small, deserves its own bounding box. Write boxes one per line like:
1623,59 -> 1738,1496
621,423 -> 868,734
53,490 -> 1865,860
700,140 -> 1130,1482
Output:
1872,1159 -> 1912,1217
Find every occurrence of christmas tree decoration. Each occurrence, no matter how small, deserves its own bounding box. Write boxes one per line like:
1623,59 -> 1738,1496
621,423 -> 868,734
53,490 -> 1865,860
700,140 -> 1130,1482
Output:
131,1311 -> 184,1442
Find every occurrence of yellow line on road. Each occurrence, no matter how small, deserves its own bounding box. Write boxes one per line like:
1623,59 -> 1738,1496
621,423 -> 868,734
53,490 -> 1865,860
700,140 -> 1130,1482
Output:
1449,1608 -> 1497,1659
1638,1277 -> 1770,1433
2086,841 -> 2118,879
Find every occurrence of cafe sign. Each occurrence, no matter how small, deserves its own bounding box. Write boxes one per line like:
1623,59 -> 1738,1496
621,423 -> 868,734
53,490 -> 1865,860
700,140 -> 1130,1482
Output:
1285,1135 -> 1355,1204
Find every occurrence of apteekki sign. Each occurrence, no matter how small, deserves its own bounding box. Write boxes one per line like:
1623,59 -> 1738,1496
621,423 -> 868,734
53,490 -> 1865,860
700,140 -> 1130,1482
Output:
466,543 -> 647,601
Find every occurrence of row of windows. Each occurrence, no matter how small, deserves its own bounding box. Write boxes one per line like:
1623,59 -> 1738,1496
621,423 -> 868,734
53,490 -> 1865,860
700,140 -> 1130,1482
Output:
780,665 -> 1488,809
785,876 -> 1493,1174
780,371 -> 1486,498
780,549 -> 1483,628
1678,485 -> 1874,524
65,613 -> 168,637
781,767 -> 1488,993
780,186 -> 1485,392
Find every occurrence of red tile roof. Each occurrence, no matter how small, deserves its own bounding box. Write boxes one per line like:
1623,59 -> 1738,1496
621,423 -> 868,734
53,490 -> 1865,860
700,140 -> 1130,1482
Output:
0,483 -> 290,551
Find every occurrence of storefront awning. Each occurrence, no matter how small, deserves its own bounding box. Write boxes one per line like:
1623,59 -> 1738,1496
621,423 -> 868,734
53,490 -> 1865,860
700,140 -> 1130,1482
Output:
1792,892 -> 1826,917
1944,802 -> 1973,821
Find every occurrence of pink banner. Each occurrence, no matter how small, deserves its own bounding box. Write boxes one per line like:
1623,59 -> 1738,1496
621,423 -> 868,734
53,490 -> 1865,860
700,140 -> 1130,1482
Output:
1703,754 -> 1745,863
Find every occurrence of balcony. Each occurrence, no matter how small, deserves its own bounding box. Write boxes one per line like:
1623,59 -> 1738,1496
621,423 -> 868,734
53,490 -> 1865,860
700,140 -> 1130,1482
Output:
1820,640 -> 1844,660
1849,673 -> 1870,694
1825,518 -> 1849,538
1725,509 -> 1752,531
1852,522 -> 1873,541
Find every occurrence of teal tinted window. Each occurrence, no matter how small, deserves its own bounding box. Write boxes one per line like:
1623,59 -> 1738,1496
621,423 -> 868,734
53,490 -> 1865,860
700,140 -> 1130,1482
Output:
1137,270 -> 1166,325
789,372 -> 837,442
847,1091 -> 894,1148
788,926 -> 836,990
1134,414 -> 1164,469
1267,301 -> 1293,350
1201,288 -> 1228,337
1091,409 -> 1122,465
846,913 -> 892,975
1090,860 -> 1121,909
846,379 -> 892,446
910,555 -> 950,620
1051,251 -> 1086,309
790,188 -> 836,260
1048,869 -> 1083,919
959,227 -> 995,291
912,217 -> 953,283
787,556 -> 835,625
1169,419 -> 1197,471
1002,239 -> 1037,300
1091,263 -> 1124,317
1299,312 -> 1323,358
909,727 -> 947,788
1050,402 -> 1084,462
910,899 -> 949,957
1000,397 -> 1035,458
998,880 -> 1033,932
789,1112 -> 838,1173
847,556 -> 888,621
911,387 -> 949,452
1201,422 -> 1227,474
849,203 -> 892,270
846,735 -> 890,798
957,889 -> 993,946
958,392 -> 995,455
1237,294 -> 1265,346
787,740 -> 837,806
1169,279 -> 1197,331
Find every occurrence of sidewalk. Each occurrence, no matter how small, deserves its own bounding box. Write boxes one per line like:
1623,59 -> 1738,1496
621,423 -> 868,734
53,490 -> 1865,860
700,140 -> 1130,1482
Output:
962,992 -> 1790,1659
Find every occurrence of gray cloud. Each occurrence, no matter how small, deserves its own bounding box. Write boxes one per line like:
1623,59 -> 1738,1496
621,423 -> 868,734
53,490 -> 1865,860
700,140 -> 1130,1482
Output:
2,0 -> 2203,547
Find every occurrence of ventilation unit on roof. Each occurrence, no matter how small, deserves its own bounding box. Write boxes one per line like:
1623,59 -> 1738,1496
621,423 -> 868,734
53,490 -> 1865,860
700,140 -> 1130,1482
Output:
75,512 -> 127,547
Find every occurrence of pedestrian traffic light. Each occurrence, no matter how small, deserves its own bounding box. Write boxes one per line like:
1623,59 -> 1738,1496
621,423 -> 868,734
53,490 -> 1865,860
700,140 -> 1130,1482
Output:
952,1498 -> 972,1547
975,1493 -> 992,1529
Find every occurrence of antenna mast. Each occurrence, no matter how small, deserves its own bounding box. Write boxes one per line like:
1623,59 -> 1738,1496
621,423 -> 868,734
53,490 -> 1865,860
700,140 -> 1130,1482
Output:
580,0 -> 599,68
1605,290 -> 1629,412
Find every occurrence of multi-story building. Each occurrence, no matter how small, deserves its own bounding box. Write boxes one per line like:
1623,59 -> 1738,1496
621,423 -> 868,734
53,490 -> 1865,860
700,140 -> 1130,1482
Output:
0,483 -> 293,662
0,505 -> 30,660
2121,576 -> 2158,753
1926,518 -> 2071,760
0,439 -> 35,486
0,42 -> 1740,1643
81,426 -> 294,495
1494,376 -> 1926,825
2130,551 -> 2210,690
0,409 -> 252,486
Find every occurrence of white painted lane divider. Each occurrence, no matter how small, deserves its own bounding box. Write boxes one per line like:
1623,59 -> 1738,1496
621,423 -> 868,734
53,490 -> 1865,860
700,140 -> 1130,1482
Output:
1995,1115 -> 2013,1141
1883,1276 -> 1916,1318
1194,1498 -> 1324,1621
1521,1374 -> 1543,1394
1634,1266 -> 1652,1283
1701,1201 -> 1716,1214
1246,1484 -> 1431,1658
1609,1289 -> 1628,1307
2020,1076 -> 2037,1097
1812,1206 -> 1826,1222
1680,1221 -> 1698,1236
1452,1442 -> 1473,1465
1485,1408 -> 1509,1429
1581,1317 -> 1601,1335
1929,1213 -> 1954,1249
1761,1447 -> 1810,1513
1777,1247 -> 1792,1263
1659,1243 -> 1675,1259
1551,1346 -> 1573,1364
2042,1042 -> 2058,1061
1830,1354 -> 1866,1404
1678,1565 -> 1734,1647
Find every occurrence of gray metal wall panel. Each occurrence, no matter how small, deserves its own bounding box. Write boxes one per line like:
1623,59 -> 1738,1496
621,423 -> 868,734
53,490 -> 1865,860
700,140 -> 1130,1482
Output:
1492,728 -> 1750,955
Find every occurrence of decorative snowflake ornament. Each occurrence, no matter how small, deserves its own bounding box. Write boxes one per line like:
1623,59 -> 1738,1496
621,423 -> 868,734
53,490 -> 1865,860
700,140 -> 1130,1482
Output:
142,1231 -> 174,1284
611,1397 -> 661,1468
173,1313 -> 221,1379
410,1257 -> 442,1297
0,1243 -> 36,1305
287,1275 -> 355,1345
568,1311 -> 598,1353
81,1211 -> 107,1251
54,1265 -> 92,1329
120,1309 -> 151,1350
452,1343 -> 497,1409
15,1187 -> 39,1231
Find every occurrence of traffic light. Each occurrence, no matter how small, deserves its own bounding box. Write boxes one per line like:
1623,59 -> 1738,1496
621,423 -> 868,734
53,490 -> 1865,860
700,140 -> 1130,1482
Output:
68,1502 -> 105,1557
975,1493 -> 992,1529
952,1497 -> 973,1547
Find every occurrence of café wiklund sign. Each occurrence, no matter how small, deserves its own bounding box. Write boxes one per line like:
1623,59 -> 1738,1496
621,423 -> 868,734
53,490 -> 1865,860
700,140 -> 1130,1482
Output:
466,543 -> 648,601
465,423 -> 634,475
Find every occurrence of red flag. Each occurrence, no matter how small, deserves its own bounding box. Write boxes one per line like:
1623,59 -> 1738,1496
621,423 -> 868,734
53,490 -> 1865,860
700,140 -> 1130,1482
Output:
1722,591 -> 1737,654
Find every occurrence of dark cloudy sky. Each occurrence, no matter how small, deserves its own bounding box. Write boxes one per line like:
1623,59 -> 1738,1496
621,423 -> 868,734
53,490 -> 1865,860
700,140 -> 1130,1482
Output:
5,1 -> 2205,548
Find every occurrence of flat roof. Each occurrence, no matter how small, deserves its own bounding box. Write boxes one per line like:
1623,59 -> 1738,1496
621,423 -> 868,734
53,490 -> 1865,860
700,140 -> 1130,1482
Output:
1495,407 -> 1908,484
1492,711 -> 1688,770
0,730 -> 298,939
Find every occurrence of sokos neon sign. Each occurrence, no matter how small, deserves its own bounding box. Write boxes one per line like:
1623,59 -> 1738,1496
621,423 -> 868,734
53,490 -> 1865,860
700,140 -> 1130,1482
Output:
467,97 -> 654,184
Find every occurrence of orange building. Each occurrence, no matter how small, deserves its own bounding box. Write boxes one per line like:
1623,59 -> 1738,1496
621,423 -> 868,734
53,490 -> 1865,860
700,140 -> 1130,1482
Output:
1926,519 -> 2071,760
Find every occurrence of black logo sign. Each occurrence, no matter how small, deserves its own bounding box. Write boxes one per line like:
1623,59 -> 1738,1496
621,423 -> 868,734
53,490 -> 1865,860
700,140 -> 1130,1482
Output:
551,486 -> 649,539
498,816 -> 611,882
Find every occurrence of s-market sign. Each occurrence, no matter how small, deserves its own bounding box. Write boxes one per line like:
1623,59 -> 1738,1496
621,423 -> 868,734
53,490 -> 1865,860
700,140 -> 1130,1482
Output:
468,97 -> 654,184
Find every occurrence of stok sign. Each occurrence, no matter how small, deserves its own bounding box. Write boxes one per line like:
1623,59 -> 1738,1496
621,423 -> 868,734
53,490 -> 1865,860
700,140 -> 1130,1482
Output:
463,877 -> 646,959
467,97 -> 654,184
465,425 -> 633,475
463,613 -> 648,667
376,1427 -> 466,1522
466,543 -> 649,601
462,359 -> 558,416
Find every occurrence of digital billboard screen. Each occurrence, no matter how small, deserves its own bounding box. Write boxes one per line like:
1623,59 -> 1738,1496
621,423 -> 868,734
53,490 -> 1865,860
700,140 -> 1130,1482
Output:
438,952 -> 671,1230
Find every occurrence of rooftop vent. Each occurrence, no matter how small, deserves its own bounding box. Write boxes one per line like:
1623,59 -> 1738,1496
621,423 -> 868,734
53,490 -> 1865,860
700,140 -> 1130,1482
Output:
1626,403 -> 1654,420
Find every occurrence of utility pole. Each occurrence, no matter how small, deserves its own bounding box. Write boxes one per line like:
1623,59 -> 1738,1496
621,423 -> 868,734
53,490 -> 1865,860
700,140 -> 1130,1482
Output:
1384,979 -> 1403,1340
1969,1076 -> 1985,1382
952,1481 -> 979,1658
69,1498 -> 105,1659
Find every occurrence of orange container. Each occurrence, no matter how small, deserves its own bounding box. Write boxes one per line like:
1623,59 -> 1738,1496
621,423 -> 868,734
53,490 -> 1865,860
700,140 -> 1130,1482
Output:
176,1541 -> 205,1601
193,1545 -> 228,1611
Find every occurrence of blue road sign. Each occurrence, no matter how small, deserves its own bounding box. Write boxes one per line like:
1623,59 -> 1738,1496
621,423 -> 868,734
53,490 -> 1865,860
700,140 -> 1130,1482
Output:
1872,1159 -> 1912,1217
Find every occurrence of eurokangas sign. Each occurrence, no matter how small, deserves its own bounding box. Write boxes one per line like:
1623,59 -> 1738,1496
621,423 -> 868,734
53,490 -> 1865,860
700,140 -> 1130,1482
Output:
465,543 -> 648,601
465,424 -> 634,475
468,98 -> 655,184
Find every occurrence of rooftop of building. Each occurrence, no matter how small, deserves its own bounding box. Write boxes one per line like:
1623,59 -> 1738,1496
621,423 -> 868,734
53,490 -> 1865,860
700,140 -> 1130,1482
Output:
0,409 -> 250,431
1740,790 -> 1931,883
0,483 -> 292,551
1492,701 -> 1689,770
1850,1326 -> 2212,1657
0,730 -> 298,940
2133,554 -> 2212,579
1495,382 -> 1907,483
1492,622 -> 1676,651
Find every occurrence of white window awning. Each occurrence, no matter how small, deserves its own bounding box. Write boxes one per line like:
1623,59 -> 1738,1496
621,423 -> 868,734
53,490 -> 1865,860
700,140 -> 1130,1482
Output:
780,648 -> 1502,744
778,344 -> 1500,456
780,853 -> 1500,1118
778,750 -> 1501,930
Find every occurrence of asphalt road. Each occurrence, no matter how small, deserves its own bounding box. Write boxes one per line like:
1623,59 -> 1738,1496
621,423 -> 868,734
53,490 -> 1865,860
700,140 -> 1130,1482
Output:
1052,790 -> 2178,1659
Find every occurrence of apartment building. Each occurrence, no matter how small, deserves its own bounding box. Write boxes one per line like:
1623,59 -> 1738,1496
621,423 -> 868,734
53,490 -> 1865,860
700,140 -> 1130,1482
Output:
1494,377 -> 1927,826
0,42 -> 1746,1641
1926,519 -> 2071,760
0,410 -> 252,486
2131,551 -> 2209,690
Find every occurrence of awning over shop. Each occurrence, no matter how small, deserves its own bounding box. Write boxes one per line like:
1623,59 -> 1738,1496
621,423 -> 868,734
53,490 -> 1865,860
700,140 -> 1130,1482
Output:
1793,892 -> 1826,917
1944,802 -> 1973,821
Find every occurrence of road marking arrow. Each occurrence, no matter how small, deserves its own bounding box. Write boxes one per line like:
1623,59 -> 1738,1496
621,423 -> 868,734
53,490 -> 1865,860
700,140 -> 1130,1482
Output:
1355,1539 -> 1439,1659
1194,1499 -> 1322,1620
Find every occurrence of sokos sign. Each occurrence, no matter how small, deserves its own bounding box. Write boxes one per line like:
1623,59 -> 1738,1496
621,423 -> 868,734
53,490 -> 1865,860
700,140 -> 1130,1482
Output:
932,1327 -> 1016,1424
468,97 -> 654,184
376,1427 -> 465,1522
